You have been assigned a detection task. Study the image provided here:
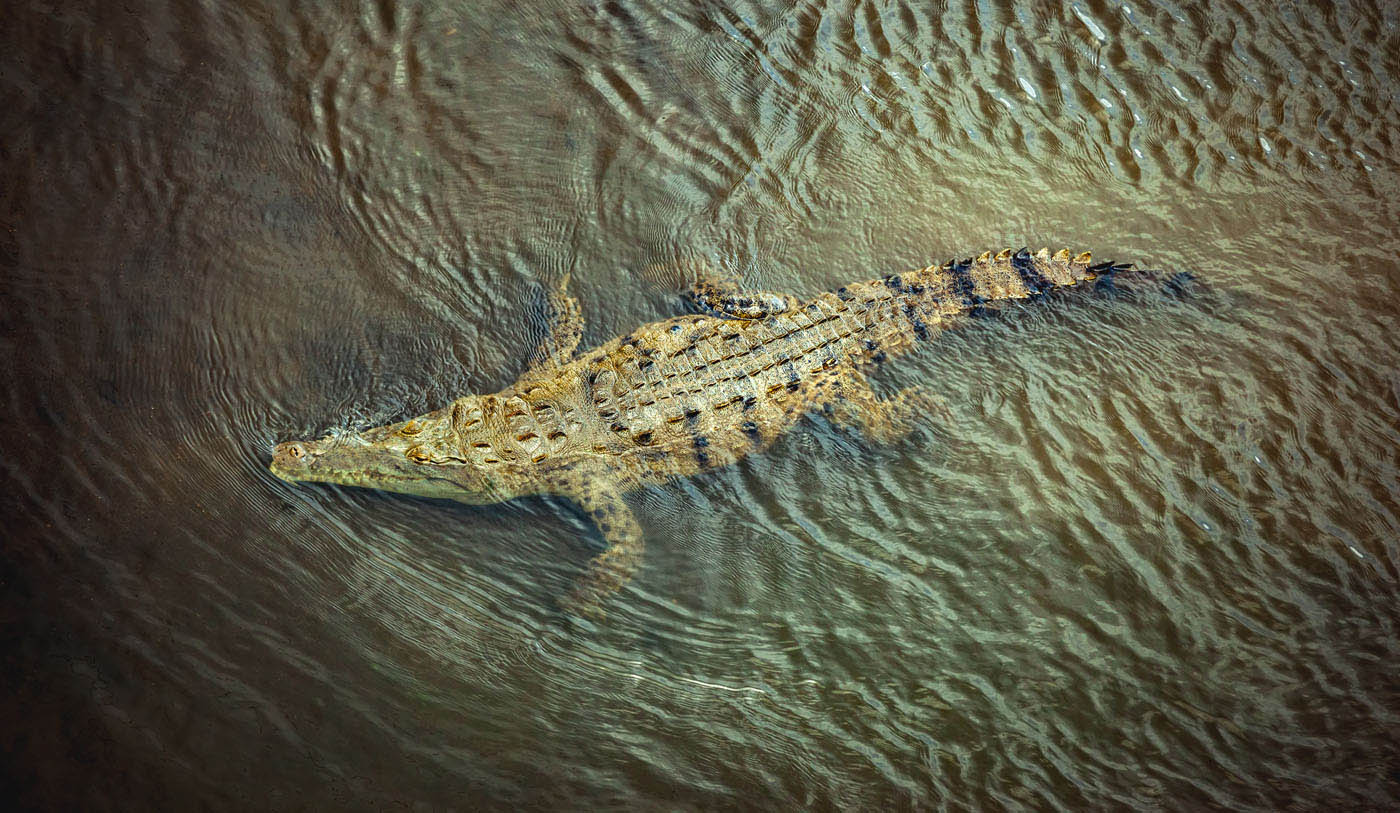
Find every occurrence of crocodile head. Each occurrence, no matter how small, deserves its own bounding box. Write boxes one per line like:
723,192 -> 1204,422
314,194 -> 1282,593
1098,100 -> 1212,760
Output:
270,397 -> 517,504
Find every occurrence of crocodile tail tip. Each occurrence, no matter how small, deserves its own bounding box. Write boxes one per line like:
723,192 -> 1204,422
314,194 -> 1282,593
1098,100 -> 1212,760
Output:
1161,270 -> 1205,296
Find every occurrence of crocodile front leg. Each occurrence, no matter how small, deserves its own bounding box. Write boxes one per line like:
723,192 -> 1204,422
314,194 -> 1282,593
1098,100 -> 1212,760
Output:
685,275 -> 799,320
528,273 -> 584,369
819,370 -> 950,444
555,475 -> 644,619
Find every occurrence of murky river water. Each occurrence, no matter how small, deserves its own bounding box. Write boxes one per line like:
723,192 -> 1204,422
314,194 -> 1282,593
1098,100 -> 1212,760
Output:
5,0 -> 1400,808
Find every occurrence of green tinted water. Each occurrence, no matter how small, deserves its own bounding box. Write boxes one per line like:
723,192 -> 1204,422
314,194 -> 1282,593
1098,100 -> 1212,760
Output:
4,0 -> 1399,807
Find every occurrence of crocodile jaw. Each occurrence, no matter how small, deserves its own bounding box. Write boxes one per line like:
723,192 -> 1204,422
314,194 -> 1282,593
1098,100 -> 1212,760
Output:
270,416 -> 509,504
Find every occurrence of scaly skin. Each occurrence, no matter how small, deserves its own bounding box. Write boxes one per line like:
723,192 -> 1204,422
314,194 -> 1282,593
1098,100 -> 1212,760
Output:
271,248 -> 1129,617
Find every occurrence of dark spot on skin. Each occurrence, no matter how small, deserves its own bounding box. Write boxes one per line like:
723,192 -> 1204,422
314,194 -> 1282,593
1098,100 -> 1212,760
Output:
882,274 -> 905,292
694,436 -> 709,448
609,422 -> 627,432
636,431 -> 654,444
741,421 -> 759,438
696,450 -> 710,465
904,303 -> 930,339
837,287 -> 854,301
785,380 -> 800,393
872,351 -> 888,364
1013,251 -> 1050,294
670,324 -> 682,332
950,260 -> 980,308
783,362 -> 799,383
742,395 -> 756,410
600,521 -> 612,533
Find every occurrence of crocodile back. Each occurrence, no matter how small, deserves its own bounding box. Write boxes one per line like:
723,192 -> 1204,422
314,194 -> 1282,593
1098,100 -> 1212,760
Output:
528,248 -> 1114,488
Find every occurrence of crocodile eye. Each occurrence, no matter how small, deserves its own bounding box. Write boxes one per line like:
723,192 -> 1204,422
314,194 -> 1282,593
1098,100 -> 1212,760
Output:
406,445 -> 432,464
400,420 -> 423,436
287,444 -> 304,458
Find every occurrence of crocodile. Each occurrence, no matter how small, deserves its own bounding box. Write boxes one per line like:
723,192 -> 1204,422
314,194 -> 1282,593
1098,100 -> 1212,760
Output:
271,248 -> 1132,617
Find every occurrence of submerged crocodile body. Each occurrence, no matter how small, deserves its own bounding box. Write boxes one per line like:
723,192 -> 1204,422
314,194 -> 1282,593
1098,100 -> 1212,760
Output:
271,248 -> 1131,616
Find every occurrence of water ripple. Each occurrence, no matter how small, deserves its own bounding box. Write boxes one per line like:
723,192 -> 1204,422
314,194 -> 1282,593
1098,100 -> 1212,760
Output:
5,0 -> 1400,807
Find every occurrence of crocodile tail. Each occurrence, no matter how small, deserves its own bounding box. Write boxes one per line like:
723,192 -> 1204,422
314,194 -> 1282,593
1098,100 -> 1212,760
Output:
948,247 -> 1129,308
852,248 -> 1137,350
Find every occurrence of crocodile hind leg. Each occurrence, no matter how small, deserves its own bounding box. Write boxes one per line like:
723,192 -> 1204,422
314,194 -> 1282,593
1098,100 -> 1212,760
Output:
555,475 -> 644,619
529,273 -> 584,369
818,370 -> 950,444
684,273 -> 799,320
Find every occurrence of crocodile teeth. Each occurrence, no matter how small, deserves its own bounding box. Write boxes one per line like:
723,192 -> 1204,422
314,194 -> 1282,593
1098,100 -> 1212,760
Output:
994,248 -> 1012,262
1073,251 -> 1093,265
976,251 -> 991,264
1052,248 -> 1071,262
1034,248 -> 1051,262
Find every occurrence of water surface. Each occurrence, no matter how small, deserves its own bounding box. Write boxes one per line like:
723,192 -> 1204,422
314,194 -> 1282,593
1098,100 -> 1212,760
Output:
4,0 -> 1399,807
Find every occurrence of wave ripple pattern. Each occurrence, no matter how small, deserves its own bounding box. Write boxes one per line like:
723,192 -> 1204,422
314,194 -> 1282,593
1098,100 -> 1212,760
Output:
3,0 -> 1399,808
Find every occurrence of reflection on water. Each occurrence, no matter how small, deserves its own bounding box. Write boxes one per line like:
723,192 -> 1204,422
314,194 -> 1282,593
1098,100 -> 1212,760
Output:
4,0 -> 1399,807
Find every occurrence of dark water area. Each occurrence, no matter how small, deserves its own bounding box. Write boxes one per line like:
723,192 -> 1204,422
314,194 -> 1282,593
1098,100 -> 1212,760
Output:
4,0 -> 1400,808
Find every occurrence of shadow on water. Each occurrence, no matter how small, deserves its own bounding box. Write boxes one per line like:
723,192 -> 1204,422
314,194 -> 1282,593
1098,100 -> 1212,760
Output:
3,0 -> 1400,807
